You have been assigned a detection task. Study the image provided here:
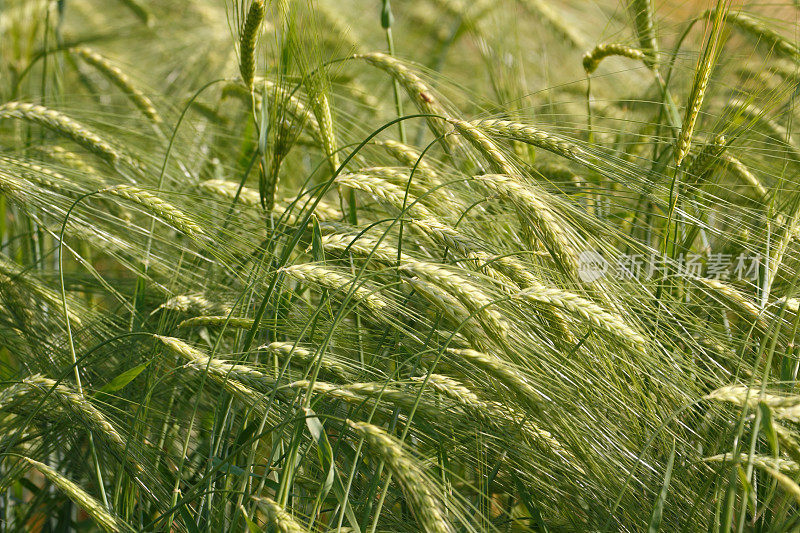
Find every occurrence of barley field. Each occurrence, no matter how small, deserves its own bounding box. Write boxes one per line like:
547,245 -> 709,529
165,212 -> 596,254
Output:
2,0 -> 800,531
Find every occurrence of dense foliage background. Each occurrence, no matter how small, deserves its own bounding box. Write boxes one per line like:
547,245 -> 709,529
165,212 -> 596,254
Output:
3,0 -> 800,531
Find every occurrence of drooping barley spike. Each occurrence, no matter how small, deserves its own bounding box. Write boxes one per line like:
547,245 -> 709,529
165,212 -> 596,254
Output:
705,384 -> 800,422
0,102 -> 121,165
354,52 -> 461,150
474,174 -> 581,278
20,375 -> 126,450
239,1 -> 265,89
101,185 -> 205,239
347,420 -> 456,533
696,277 -> 768,330
470,119 -> 587,161
515,280 -> 648,350
281,263 -> 391,313
260,341 -> 351,381
686,134 -> 727,184
334,172 -> 436,219
412,373 -> 486,411
178,315 -> 256,329
20,457 -> 128,533
44,146 -> 101,178
71,47 -> 162,125
319,231 -> 411,265
720,154 -> 767,198
375,140 -> 437,177
675,3 -> 729,166
446,348 -> 544,408
399,260 -> 511,342
155,293 -> 232,316
448,118 -> 516,174
582,43 -> 647,74
703,453 -> 799,475
156,336 -> 281,400
254,497 -> 310,533
629,0 -> 659,69
713,10 -> 800,61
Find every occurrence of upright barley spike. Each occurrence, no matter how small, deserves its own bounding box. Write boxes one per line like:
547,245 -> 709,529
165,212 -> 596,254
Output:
675,2 -> 729,167
240,1 -> 265,89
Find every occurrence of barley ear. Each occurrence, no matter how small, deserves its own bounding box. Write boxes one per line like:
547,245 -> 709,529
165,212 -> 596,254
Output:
347,420 -> 455,533
239,1 -> 265,89
20,457 -> 128,532
582,43 -> 647,74
254,497 -> 310,532
675,2 -> 728,166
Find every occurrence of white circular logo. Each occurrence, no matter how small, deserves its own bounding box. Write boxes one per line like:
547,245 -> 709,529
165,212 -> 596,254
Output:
578,250 -> 608,282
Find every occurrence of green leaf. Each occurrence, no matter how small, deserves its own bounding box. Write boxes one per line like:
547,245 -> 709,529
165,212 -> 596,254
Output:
759,403 -> 779,457
648,439 -> 676,532
178,504 -> 201,533
239,504 -> 260,533
304,407 -> 362,533
311,215 -> 325,264
97,363 -> 148,394
513,476 -> 549,533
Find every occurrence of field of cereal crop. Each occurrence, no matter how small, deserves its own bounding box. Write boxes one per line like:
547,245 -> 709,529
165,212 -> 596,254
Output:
3,1 -> 800,531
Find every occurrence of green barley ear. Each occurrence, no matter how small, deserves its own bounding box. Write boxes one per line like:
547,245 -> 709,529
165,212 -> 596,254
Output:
0,102 -> 121,165
629,0 -> 658,69
71,46 -> 162,125
381,0 -> 394,29
582,43 -> 647,74
239,0 -> 265,89
675,1 -> 730,166
20,457 -> 129,532
254,497 -> 310,532
101,185 -> 205,239
347,420 -> 455,533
